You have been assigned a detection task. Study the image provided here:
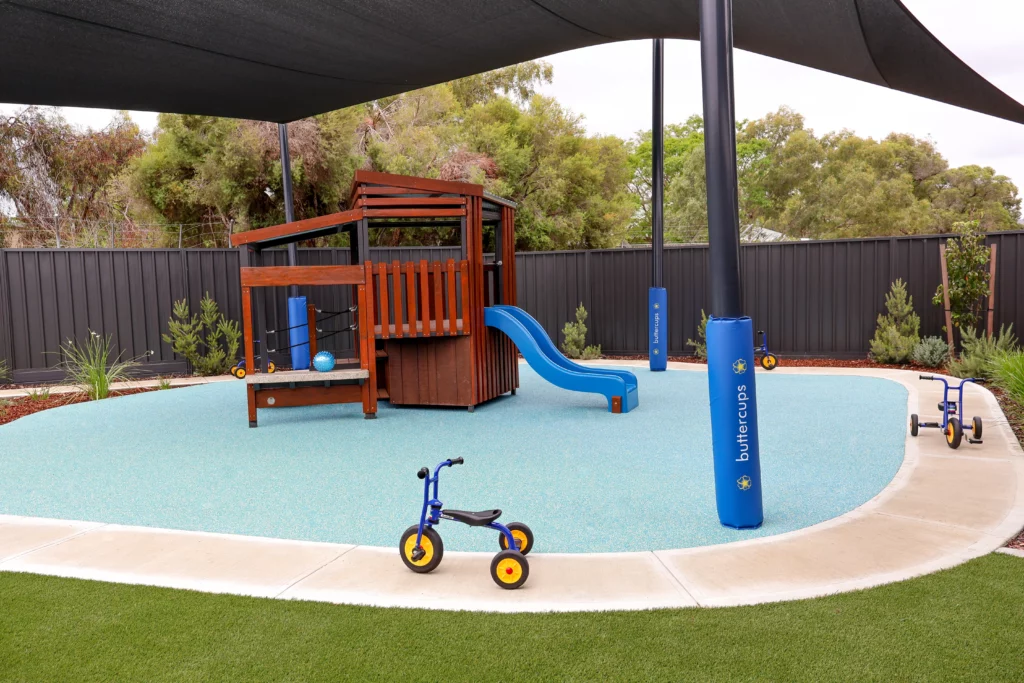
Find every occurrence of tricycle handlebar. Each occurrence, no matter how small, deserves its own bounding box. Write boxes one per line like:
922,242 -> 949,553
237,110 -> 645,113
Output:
417,467 -> 429,480
449,457 -> 464,466
919,375 -> 934,380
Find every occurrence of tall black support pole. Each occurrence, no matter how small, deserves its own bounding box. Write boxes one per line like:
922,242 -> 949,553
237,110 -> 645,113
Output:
652,39 -> 665,289
279,122 -> 311,370
278,123 -> 299,297
700,1 -> 741,317
648,38 -> 667,371
700,0 -> 763,529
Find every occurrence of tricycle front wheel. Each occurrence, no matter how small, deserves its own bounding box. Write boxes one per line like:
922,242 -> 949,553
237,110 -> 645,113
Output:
400,525 -> 443,574
491,549 -> 529,589
910,414 -> 919,437
945,417 -> 963,449
498,522 -> 534,555
759,353 -> 778,370
972,416 -> 983,440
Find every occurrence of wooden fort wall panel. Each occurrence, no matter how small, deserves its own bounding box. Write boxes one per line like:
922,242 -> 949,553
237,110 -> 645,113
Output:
385,335 -> 473,406
480,327 -> 518,402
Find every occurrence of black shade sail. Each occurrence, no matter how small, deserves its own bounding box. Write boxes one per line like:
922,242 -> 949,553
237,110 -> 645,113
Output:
1,0 -> 1022,124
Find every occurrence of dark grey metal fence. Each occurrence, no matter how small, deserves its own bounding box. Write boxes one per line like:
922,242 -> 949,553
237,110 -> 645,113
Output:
2,232 -> 1022,382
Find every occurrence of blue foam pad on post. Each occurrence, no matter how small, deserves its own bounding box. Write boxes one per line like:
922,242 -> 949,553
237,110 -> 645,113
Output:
288,296 -> 310,371
706,316 -> 763,529
649,287 -> 667,371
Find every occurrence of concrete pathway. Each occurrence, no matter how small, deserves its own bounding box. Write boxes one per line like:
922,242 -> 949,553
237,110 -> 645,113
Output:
1,363 -> 1021,612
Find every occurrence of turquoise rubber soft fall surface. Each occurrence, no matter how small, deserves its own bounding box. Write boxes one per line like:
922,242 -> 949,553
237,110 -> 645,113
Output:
0,368 -> 907,553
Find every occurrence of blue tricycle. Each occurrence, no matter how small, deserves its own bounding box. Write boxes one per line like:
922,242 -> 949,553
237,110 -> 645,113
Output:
400,457 -> 533,589
755,330 -> 778,370
910,375 -> 984,449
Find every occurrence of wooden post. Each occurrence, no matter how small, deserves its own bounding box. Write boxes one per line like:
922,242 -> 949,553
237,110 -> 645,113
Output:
987,244 -> 997,337
938,244 -> 954,347
242,286 -> 257,427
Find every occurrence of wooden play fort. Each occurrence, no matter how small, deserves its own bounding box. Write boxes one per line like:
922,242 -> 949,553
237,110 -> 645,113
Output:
231,171 -> 638,426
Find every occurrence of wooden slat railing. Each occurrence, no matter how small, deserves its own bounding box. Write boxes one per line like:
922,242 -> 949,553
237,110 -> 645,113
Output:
365,260 -> 471,338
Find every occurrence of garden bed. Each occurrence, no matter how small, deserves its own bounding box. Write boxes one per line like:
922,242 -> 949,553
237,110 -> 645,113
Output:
0,388 -> 167,427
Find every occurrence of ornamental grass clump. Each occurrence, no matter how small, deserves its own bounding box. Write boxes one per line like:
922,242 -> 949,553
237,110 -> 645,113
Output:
911,337 -> 952,368
163,294 -> 241,376
59,331 -> 140,400
869,279 -> 920,364
947,325 -> 1018,380
990,351 -> 1024,406
0,358 -> 9,382
560,303 -> 601,360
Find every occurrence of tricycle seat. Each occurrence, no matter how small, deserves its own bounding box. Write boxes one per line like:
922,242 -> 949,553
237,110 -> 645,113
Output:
442,509 -> 502,526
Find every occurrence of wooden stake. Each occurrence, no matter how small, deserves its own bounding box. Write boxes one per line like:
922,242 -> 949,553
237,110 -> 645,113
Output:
987,244 -> 997,337
939,244 -> 954,347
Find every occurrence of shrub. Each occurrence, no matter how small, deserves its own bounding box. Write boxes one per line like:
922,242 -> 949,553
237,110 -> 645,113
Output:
686,310 -> 708,360
933,221 -> 991,334
946,325 -> 1018,380
26,387 -> 51,401
869,279 -> 920,364
157,378 -> 173,390
59,331 -> 140,400
990,351 -> 1024,406
560,303 -> 601,360
0,358 -> 9,382
911,336 -> 952,368
163,294 -> 241,376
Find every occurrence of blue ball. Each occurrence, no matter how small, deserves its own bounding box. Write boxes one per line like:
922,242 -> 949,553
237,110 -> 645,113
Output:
312,351 -> 336,372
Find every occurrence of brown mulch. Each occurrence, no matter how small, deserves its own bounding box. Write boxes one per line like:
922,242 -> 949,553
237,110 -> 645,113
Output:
0,388 -> 163,427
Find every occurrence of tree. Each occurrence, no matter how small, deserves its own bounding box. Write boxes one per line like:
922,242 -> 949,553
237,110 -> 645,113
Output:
0,107 -> 146,247
933,221 -> 991,332
870,279 -> 920,364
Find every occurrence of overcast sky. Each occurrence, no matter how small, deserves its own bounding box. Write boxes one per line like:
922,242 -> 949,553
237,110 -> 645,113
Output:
3,0 -> 1023,190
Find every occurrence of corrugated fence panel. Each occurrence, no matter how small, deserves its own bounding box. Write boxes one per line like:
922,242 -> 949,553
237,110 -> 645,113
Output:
3,232 -> 1024,380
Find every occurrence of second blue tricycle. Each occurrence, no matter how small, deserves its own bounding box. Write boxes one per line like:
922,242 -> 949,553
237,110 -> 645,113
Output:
910,375 -> 984,449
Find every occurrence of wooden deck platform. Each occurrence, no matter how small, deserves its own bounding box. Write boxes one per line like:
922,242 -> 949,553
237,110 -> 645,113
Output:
245,368 -> 369,384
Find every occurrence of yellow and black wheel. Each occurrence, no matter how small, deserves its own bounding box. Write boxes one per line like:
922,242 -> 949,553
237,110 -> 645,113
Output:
399,525 -> 443,574
910,414 -> 919,437
498,522 -> 534,556
972,416 -> 983,440
945,417 -> 963,450
267,361 -> 276,374
232,366 -> 246,380
490,549 -> 529,589
760,353 -> 778,371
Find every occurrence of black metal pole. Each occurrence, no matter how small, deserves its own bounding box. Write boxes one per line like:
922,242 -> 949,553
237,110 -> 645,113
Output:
278,122 -> 298,297
652,39 -> 665,288
700,0 -> 742,318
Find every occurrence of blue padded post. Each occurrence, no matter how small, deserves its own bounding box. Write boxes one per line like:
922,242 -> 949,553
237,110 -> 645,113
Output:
648,287 -> 667,371
288,296 -> 310,371
706,316 -> 763,528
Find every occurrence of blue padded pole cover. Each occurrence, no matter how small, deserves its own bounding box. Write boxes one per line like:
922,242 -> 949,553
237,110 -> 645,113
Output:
648,287 -> 667,371
288,296 -> 310,371
706,316 -> 763,528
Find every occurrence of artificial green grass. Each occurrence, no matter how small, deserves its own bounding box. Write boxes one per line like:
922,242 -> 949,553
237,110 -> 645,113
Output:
1,554 -> 1022,682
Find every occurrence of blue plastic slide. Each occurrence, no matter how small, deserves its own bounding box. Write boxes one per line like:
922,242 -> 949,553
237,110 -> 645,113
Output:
484,305 -> 639,413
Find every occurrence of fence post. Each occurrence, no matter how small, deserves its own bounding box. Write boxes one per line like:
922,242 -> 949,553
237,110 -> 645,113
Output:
179,245 -> 192,375
0,249 -> 14,378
